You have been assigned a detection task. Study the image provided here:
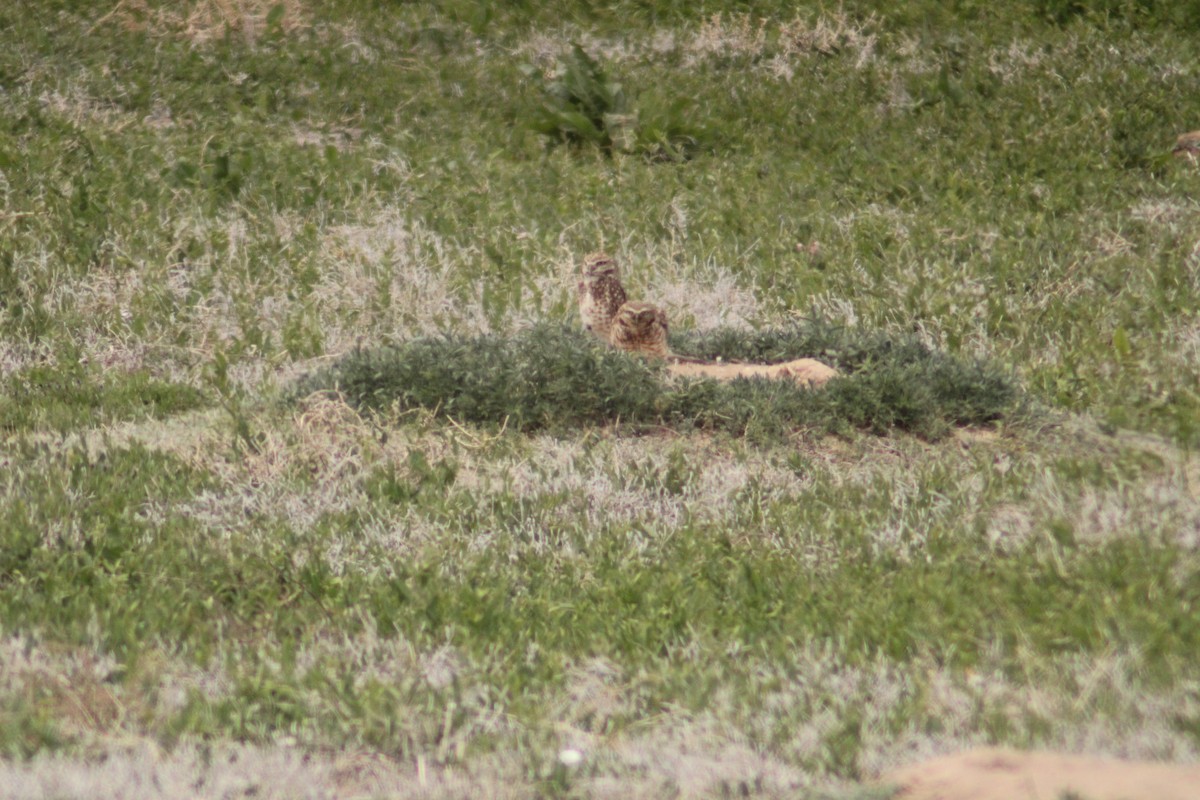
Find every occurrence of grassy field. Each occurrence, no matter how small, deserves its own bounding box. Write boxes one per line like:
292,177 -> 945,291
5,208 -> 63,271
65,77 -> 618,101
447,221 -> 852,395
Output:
2,1 -> 1199,797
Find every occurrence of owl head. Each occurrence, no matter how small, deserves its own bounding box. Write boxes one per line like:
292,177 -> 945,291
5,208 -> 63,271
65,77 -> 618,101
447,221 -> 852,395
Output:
617,301 -> 668,336
610,300 -> 670,358
581,252 -> 620,282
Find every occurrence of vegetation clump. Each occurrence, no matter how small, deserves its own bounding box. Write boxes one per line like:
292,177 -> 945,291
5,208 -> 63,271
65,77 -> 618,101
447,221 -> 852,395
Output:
293,321 -> 1019,439
522,44 -> 710,162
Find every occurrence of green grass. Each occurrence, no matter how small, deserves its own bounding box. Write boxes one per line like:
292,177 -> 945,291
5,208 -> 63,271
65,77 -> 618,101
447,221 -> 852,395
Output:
0,366 -> 206,433
3,435 -> 1195,759
1,1 -> 1200,797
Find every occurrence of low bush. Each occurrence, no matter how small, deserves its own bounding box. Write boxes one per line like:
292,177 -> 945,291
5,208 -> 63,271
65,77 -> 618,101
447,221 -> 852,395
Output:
292,322 -> 1020,439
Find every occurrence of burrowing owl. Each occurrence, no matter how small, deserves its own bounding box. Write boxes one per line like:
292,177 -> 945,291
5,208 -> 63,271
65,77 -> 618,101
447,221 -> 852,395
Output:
609,300 -> 671,359
577,252 -> 628,342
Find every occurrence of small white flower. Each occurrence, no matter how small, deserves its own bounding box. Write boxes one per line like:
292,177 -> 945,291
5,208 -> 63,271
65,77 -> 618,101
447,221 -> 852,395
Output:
557,748 -> 584,767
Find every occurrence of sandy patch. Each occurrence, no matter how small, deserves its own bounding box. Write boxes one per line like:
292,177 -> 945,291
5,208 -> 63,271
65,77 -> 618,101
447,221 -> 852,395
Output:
882,747 -> 1200,800
667,357 -> 837,387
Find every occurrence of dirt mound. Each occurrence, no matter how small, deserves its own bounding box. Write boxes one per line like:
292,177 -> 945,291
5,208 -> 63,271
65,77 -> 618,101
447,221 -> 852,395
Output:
666,357 -> 837,387
882,747 -> 1200,800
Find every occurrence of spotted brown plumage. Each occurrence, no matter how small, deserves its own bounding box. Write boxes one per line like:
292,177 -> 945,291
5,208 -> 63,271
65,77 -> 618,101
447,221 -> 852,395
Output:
577,252 -> 628,343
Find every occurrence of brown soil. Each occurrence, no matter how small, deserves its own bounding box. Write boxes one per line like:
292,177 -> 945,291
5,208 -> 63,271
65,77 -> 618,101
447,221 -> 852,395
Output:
881,747 -> 1200,800
666,358 -> 838,388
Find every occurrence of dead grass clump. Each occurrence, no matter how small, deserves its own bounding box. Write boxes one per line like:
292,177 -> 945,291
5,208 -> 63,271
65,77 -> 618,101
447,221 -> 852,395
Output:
314,208 -> 571,348
986,422 -> 1200,552
174,395 -> 387,533
0,636 -> 126,743
285,391 -> 385,483
778,11 -> 879,66
602,714 -> 810,797
689,13 -> 769,61
93,0 -> 310,46
685,11 -> 878,75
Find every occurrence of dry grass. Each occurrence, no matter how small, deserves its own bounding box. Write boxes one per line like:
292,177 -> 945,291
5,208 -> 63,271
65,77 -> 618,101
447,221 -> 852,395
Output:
92,0 -> 310,45
2,640 -> 1197,799
40,393 -> 1197,583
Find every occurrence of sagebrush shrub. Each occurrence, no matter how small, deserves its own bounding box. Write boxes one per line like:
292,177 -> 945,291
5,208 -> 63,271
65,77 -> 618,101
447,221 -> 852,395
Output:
293,322 -> 1019,438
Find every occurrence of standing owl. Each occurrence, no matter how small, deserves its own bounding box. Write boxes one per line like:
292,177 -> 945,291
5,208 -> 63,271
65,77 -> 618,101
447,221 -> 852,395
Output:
609,301 -> 671,359
577,252 -> 628,342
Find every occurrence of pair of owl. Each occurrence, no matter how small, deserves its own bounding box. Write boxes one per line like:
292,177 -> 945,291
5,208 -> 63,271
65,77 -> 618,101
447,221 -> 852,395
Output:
577,252 -> 672,358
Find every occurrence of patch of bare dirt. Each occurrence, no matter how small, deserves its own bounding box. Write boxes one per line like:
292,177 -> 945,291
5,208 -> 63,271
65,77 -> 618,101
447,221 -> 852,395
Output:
667,357 -> 838,388
881,747 -> 1200,800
